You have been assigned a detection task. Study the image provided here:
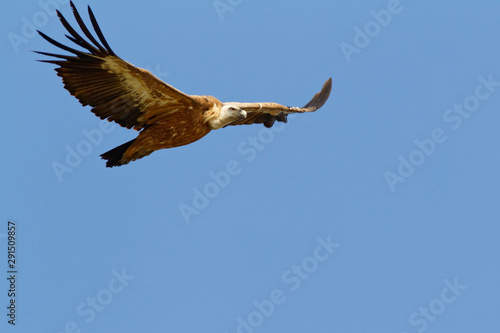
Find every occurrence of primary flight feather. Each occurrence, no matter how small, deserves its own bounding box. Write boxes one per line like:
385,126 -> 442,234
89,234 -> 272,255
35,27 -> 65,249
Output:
36,1 -> 332,167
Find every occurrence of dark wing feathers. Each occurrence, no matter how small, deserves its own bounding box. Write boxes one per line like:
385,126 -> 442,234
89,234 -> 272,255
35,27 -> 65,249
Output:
37,30 -> 87,57
36,1 -> 197,130
227,77 -> 332,127
226,112 -> 288,128
86,4 -> 116,55
56,9 -> 99,54
69,1 -> 112,55
303,77 -> 333,110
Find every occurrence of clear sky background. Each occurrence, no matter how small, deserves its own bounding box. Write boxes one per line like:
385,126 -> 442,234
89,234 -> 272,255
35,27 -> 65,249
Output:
1,1 -> 500,332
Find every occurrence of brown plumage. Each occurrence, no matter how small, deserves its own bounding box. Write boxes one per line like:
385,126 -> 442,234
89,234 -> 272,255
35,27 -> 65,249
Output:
36,1 -> 332,167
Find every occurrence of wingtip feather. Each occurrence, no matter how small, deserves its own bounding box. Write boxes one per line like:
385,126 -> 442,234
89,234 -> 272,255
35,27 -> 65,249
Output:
87,4 -> 116,56
302,77 -> 333,110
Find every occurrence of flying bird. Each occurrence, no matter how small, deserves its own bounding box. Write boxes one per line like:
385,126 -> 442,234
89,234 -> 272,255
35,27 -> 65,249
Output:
36,2 -> 332,167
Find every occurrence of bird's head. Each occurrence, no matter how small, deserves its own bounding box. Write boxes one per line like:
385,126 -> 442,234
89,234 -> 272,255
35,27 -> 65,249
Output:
221,104 -> 247,122
209,104 -> 247,129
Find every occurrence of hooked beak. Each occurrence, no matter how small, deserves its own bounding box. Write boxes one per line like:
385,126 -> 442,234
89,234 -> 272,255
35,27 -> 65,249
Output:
238,109 -> 247,119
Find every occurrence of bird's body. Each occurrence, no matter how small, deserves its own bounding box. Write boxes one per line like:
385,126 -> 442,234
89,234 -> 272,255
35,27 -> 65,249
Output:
37,1 -> 332,167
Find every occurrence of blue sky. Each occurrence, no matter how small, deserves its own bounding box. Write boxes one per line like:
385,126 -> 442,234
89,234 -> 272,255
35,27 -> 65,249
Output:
1,0 -> 500,332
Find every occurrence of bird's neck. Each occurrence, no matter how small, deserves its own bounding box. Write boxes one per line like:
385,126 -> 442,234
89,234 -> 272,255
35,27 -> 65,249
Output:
205,104 -> 225,130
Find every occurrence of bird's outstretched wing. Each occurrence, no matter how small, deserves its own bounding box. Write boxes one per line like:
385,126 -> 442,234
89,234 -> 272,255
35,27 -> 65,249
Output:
35,1 -> 200,130
225,77 -> 332,128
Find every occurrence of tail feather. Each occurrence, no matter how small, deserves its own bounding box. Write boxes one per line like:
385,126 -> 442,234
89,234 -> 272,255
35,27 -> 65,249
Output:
100,139 -> 135,168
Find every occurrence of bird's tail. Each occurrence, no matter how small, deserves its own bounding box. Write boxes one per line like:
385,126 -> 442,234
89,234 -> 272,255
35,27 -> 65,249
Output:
100,139 -> 136,168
